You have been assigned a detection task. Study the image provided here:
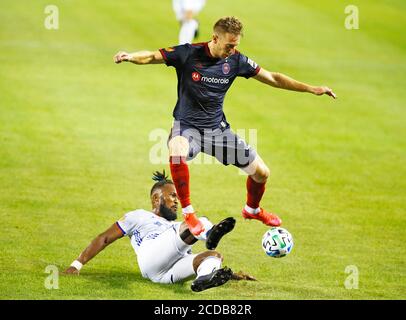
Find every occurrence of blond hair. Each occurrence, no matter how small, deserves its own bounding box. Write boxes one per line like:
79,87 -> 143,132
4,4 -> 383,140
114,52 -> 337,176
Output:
213,16 -> 243,36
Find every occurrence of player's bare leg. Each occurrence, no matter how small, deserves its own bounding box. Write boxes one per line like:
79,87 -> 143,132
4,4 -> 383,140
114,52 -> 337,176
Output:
169,135 -> 204,235
177,221 -> 234,291
241,155 -> 282,226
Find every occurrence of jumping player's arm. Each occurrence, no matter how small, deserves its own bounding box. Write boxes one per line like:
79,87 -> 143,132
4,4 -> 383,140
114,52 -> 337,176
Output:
64,223 -> 124,274
114,44 -> 191,68
113,50 -> 165,65
254,68 -> 336,99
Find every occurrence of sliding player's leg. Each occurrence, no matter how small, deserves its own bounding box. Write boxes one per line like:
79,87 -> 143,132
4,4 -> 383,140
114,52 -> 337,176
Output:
158,250 -> 232,292
144,219 -> 233,290
190,251 -> 233,292
178,216 -> 236,250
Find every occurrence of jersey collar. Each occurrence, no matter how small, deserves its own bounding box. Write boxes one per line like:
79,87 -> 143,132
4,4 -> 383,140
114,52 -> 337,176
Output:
203,41 -> 240,60
204,42 -> 214,58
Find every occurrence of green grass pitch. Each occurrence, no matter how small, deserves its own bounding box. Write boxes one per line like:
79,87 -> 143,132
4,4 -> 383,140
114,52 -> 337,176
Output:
0,0 -> 405,299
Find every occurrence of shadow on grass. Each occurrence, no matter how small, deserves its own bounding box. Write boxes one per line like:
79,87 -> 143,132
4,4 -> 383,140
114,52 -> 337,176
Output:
74,269 -> 193,296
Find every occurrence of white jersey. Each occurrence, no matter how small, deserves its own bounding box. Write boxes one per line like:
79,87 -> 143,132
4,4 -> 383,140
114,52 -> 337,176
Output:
116,209 -> 179,254
116,209 -> 215,284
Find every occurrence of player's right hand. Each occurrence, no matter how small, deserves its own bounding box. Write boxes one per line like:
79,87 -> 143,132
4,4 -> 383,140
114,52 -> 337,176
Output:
113,51 -> 132,64
312,86 -> 337,99
63,266 -> 80,275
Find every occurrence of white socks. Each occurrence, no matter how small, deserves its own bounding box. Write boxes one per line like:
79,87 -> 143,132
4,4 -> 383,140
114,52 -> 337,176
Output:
182,205 -> 195,215
244,204 -> 260,214
179,19 -> 198,44
196,256 -> 222,277
194,217 -> 213,241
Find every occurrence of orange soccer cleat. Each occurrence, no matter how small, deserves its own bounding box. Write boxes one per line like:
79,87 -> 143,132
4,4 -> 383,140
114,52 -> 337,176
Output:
184,213 -> 205,236
242,208 -> 282,227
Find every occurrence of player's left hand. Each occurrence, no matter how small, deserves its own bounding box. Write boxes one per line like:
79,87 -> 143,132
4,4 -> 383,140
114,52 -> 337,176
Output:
312,86 -> 337,99
63,266 -> 80,275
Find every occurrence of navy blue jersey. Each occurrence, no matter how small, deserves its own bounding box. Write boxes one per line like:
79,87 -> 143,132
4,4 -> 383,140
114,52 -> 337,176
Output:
159,42 -> 261,131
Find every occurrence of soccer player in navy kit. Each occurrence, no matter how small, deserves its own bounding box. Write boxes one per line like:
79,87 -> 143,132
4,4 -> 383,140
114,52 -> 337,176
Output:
114,17 -> 336,236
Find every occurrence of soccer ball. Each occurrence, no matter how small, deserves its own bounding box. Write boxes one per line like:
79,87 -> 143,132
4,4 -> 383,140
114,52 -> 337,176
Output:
262,227 -> 294,258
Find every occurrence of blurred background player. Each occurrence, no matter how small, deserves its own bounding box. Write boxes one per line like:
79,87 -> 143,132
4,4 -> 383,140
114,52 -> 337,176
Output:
172,0 -> 206,44
64,171 -> 254,291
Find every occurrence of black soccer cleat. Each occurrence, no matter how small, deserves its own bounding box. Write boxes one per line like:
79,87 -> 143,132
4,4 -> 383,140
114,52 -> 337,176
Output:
194,20 -> 200,39
191,267 -> 233,292
206,217 -> 236,250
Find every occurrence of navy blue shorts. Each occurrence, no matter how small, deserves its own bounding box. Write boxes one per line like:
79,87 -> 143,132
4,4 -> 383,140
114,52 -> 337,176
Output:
168,125 -> 257,168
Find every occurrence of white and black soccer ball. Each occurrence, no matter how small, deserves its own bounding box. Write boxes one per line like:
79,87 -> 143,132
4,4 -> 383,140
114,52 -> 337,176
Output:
262,227 -> 294,258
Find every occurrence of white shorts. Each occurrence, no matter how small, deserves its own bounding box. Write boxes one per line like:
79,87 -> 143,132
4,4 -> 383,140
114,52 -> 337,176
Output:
172,0 -> 206,21
137,224 -> 197,284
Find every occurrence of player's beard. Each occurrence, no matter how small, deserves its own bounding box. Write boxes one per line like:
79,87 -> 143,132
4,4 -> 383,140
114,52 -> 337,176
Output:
159,201 -> 177,221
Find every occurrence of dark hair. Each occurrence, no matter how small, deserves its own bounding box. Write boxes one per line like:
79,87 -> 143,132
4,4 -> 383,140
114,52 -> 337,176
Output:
213,16 -> 244,36
150,170 -> 173,195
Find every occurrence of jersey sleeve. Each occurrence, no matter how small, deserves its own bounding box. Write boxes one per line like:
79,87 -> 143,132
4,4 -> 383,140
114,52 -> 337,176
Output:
116,211 -> 140,236
237,53 -> 261,79
159,44 -> 191,69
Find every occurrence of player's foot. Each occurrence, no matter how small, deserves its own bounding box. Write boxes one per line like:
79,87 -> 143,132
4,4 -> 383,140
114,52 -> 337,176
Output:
206,217 -> 236,250
184,213 -> 205,236
191,267 -> 233,292
242,208 -> 282,226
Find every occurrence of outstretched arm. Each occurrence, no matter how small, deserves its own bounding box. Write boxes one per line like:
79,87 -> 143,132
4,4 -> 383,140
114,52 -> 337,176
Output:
113,50 -> 164,65
64,223 -> 124,274
254,68 -> 336,99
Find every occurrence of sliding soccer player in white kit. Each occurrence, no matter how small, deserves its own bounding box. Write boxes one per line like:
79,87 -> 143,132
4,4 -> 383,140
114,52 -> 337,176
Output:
64,171 -> 254,291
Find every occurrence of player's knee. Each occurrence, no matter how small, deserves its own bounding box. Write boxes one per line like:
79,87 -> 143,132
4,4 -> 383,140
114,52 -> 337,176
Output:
195,250 -> 223,262
169,136 -> 189,157
183,10 -> 194,21
193,251 -> 223,272
205,250 -> 223,261
261,166 -> 271,180
254,164 -> 270,183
